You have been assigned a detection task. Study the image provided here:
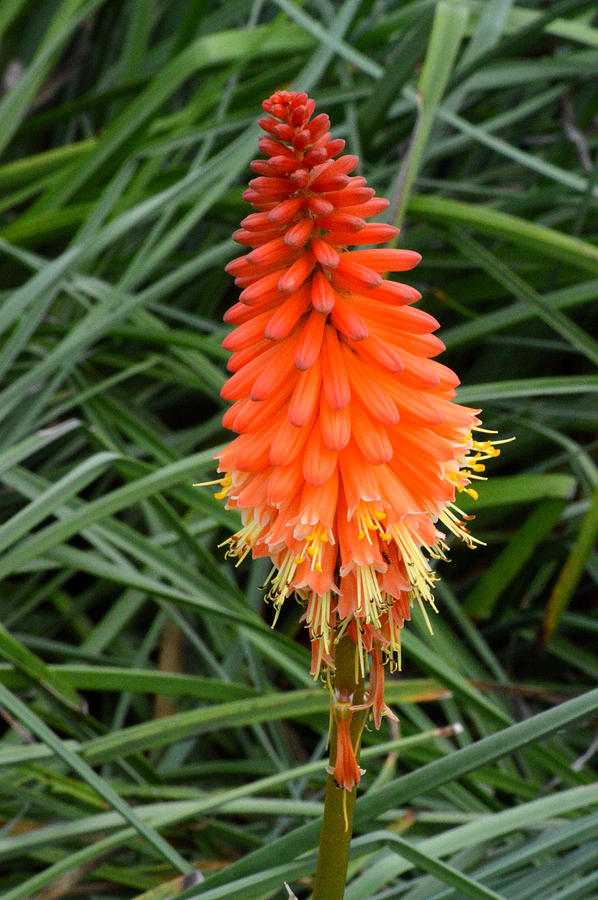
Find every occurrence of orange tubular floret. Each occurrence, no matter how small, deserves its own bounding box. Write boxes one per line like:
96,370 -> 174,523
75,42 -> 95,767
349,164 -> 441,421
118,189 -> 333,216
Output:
211,90 -> 500,790
328,691 -> 364,792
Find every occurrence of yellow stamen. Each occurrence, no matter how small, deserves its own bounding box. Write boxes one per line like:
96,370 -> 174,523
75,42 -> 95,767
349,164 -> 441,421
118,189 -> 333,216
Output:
266,551 -> 299,621
439,503 -> 486,549
382,598 -> 403,671
354,564 -> 383,628
446,470 -> 481,500
303,590 -> 333,668
304,524 -> 329,573
193,471 -> 232,500
389,522 -> 439,633
218,515 -> 261,566
354,502 -> 390,542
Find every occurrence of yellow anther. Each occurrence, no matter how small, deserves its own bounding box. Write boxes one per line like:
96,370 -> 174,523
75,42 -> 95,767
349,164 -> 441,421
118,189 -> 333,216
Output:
265,551 -> 298,610
355,501 -> 390,544
194,471 -> 233,500
303,524 -> 329,573
439,503 -> 485,549
218,515 -> 262,566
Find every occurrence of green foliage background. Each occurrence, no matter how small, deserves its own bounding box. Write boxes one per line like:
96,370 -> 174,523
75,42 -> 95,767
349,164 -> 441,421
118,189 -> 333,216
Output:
0,1 -> 597,897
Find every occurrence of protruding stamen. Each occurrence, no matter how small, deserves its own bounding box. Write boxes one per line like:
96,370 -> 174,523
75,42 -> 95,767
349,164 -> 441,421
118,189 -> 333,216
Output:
302,590 -> 333,676
354,565 -> 383,628
439,503 -> 486,550
219,515 -> 262,566
193,471 -> 233,500
266,551 -> 299,620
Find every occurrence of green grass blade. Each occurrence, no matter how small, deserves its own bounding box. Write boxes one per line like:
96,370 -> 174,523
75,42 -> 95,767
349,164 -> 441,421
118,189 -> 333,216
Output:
457,376 -> 598,403
0,451 -> 120,553
541,481 -> 598,643
0,681 -> 192,874
351,831 -> 506,899
271,0 -> 382,78
392,1 -> 469,227
408,195 -> 598,274
185,687 -> 598,896
0,624 -> 80,710
452,230 -> 598,366
464,499 -> 567,619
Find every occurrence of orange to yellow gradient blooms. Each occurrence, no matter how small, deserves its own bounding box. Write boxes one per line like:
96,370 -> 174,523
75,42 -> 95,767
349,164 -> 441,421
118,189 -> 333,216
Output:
213,90 -> 499,789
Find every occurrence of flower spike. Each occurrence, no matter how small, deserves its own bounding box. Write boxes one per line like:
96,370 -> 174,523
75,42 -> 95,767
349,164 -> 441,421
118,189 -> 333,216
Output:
213,90 -> 499,789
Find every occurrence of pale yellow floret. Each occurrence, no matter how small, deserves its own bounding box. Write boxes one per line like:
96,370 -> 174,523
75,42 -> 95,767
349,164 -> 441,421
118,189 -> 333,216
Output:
354,564 -> 383,629
304,590 -> 333,676
389,522 -> 438,634
381,595 -> 403,671
265,551 -> 299,623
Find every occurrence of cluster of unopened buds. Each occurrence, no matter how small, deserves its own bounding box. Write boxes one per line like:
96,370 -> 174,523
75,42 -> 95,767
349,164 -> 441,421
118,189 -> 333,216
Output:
209,90 -> 502,790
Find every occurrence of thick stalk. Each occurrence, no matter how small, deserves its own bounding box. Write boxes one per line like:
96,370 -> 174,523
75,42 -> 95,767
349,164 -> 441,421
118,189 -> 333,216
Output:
312,633 -> 364,900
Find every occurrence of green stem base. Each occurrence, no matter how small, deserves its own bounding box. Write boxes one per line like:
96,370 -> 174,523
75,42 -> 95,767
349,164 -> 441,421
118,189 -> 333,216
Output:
312,634 -> 364,900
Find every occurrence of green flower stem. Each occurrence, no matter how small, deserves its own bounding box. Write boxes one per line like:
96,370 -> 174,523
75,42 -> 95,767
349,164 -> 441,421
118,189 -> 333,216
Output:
312,633 -> 364,900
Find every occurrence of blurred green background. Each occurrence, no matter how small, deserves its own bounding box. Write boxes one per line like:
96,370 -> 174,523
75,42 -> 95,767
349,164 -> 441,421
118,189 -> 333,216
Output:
0,1 -> 597,898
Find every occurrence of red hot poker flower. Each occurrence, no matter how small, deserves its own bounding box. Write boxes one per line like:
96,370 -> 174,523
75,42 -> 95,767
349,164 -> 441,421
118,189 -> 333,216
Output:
214,90 -> 500,790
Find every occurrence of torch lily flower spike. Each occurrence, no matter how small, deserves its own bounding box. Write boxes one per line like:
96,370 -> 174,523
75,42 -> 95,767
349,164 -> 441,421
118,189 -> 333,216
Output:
213,90 -> 500,789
